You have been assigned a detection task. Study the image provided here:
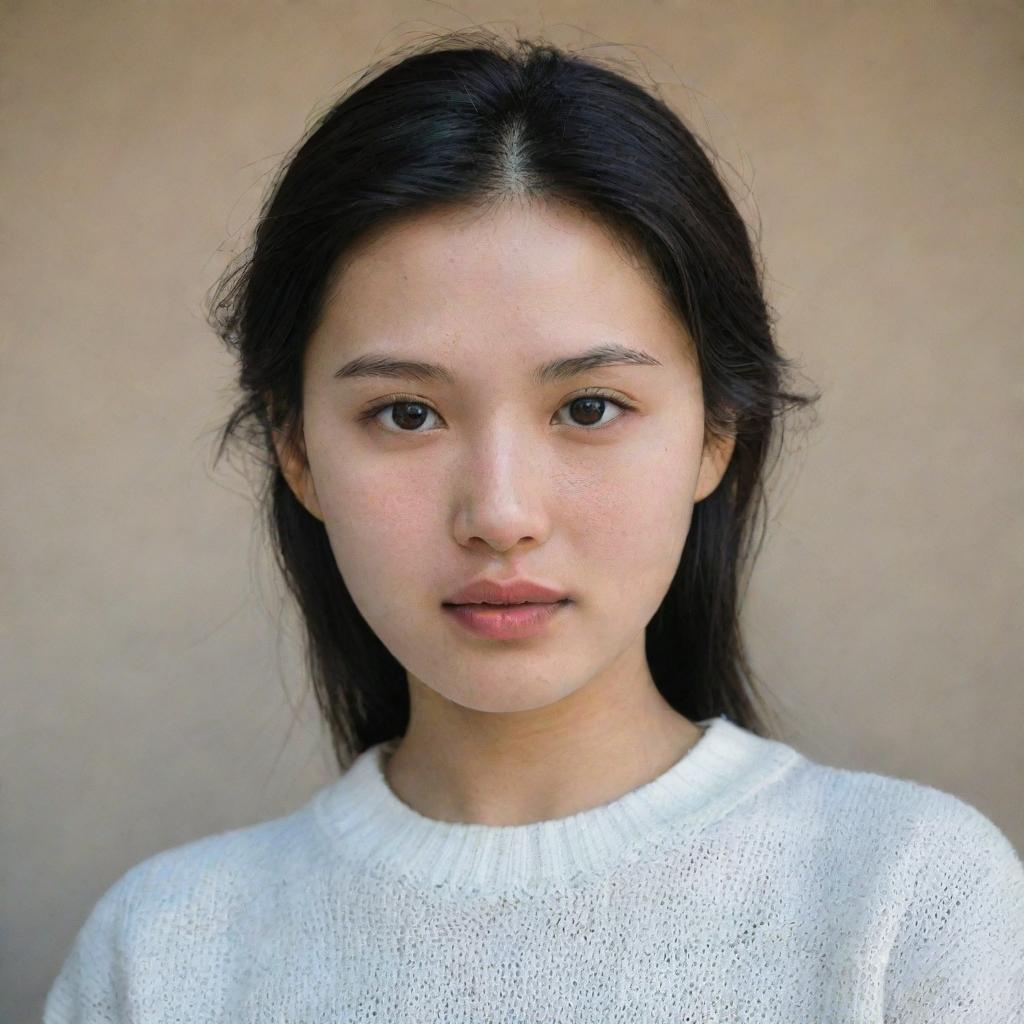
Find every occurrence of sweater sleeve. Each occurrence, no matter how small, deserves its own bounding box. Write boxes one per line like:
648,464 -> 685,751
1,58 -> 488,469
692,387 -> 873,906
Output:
882,796 -> 1024,1023
43,875 -> 130,1024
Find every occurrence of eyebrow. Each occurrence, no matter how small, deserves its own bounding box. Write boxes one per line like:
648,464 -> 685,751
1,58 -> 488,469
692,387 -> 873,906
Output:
333,343 -> 662,386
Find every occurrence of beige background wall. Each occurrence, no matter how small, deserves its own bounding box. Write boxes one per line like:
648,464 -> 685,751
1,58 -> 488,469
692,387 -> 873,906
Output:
4,1 -> 1022,1020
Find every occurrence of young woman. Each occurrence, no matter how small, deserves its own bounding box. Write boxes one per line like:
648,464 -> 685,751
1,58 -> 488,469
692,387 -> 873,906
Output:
46,30 -> 1023,1023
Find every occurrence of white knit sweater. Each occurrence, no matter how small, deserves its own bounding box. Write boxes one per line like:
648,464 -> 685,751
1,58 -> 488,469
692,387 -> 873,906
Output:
45,715 -> 1024,1022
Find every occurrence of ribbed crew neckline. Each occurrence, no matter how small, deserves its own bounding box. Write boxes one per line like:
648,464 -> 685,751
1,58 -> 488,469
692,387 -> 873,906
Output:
311,714 -> 801,895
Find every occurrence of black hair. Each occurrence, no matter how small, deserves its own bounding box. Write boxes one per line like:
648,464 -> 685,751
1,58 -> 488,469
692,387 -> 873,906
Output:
206,29 -> 820,772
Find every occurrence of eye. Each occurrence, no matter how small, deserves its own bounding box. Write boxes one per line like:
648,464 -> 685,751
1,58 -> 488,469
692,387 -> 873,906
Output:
552,390 -> 634,429
360,388 -> 636,435
361,397 -> 442,434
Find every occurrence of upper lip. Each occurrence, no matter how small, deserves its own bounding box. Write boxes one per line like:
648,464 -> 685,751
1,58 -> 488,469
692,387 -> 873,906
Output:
443,578 -> 570,606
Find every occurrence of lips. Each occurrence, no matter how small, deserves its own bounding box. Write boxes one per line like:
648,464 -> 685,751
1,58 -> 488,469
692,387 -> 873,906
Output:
442,577 -> 569,606
443,599 -> 570,639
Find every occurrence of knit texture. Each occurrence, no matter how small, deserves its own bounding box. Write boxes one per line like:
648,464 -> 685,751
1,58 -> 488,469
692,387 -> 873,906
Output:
45,715 -> 1024,1022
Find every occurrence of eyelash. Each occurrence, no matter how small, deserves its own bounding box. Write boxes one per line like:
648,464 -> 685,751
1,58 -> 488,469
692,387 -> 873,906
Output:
358,388 -> 638,435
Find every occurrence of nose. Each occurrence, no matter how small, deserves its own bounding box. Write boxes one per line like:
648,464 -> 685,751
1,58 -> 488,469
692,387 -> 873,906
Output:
451,431 -> 552,553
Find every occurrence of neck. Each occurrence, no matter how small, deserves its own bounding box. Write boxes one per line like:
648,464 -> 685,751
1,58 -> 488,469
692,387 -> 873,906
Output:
384,665 -> 705,827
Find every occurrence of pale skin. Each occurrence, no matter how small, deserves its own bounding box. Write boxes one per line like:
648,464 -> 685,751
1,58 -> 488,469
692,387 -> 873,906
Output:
273,197 -> 735,827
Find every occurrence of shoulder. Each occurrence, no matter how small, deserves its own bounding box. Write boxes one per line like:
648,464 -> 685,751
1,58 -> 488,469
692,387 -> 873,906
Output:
45,801 -> 329,1021
60,798 -> 327,966
784,767 -> 1024,1016
764,740 -> 1015,845
774,750 -> 1024,940
749,742 -> 1023,898
97,798 -> 326,925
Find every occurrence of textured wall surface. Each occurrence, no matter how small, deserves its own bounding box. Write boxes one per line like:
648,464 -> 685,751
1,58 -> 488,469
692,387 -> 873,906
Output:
4,2 -> 1022,1020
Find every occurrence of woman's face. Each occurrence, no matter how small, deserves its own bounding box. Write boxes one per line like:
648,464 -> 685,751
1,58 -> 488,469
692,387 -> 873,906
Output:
277,199 -> 733,715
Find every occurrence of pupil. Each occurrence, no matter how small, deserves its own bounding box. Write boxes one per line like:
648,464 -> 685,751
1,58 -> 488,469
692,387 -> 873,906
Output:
572,396 -> 603,426
394,402 -> 428,430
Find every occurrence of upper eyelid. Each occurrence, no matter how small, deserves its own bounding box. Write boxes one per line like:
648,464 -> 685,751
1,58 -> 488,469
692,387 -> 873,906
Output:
365,387 -> 634,411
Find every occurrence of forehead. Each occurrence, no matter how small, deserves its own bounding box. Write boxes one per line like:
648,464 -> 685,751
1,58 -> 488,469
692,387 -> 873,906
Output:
311,199 -> 693,371
335,198 -> 640,281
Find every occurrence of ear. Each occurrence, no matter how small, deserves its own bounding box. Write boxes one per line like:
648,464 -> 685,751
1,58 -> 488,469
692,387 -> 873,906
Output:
267,400 -> 324,522
693,427 -> 736,503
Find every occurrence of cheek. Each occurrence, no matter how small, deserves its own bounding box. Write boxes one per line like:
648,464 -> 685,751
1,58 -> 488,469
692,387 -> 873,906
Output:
313,455 -> 443,611
571,442 -> 696,603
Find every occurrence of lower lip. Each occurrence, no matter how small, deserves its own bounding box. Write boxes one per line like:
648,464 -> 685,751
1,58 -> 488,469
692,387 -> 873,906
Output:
442,600 -> 571,640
